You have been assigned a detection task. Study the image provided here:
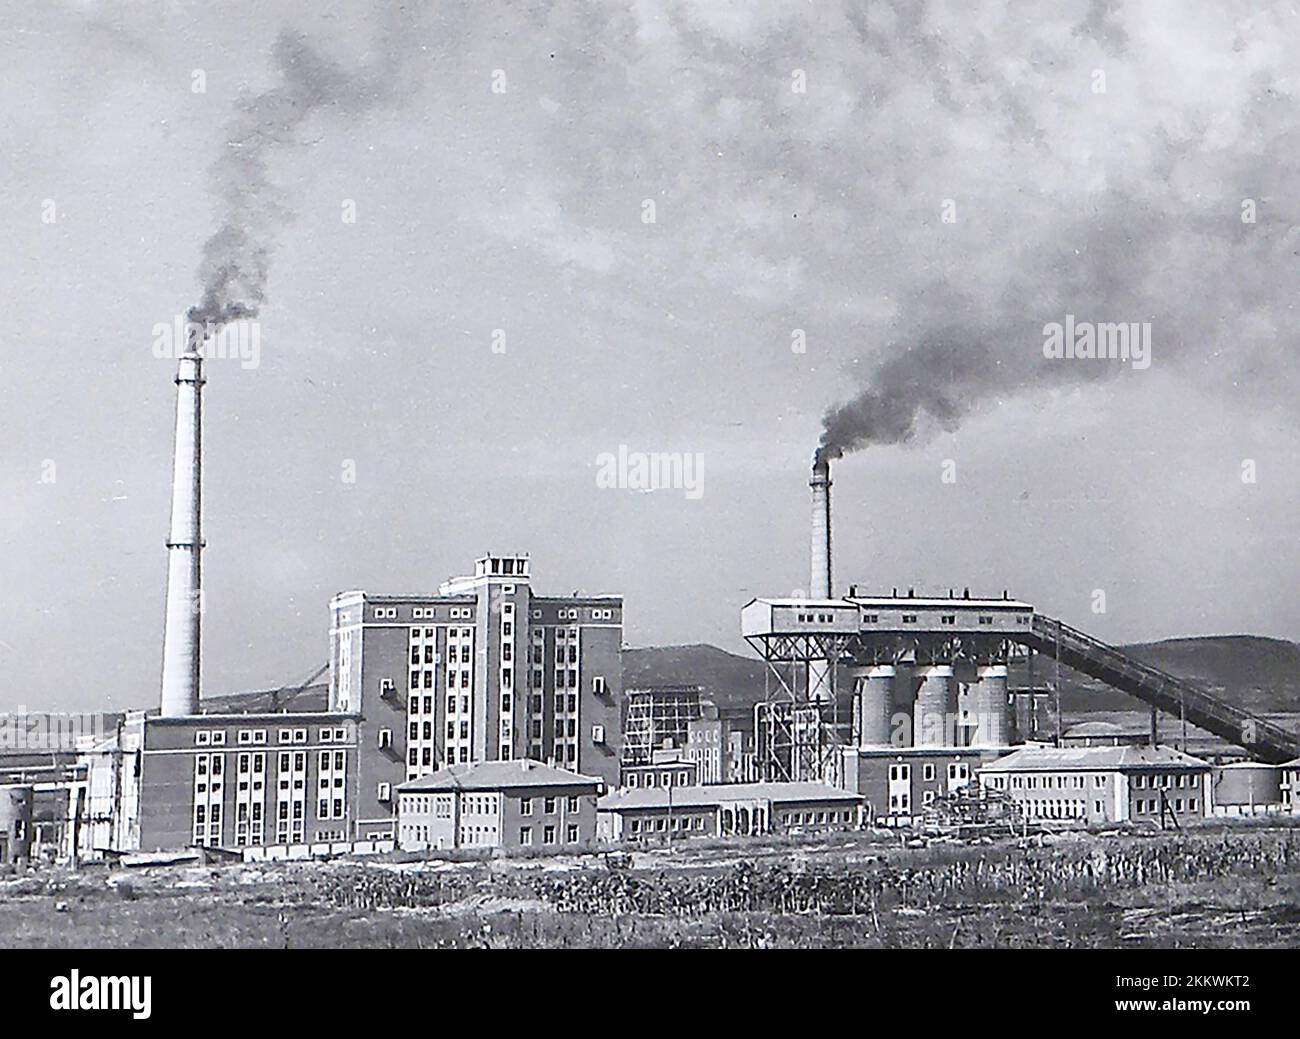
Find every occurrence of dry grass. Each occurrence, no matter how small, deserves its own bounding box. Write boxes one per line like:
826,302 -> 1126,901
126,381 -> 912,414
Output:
2,823 -> 1297,948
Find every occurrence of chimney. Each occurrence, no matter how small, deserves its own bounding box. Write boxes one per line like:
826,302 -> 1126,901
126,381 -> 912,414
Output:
158,342 -> 205,717
809,453 -> 832,598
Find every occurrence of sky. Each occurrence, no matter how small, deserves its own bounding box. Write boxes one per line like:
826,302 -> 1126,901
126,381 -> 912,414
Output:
2,0 -> 1298,715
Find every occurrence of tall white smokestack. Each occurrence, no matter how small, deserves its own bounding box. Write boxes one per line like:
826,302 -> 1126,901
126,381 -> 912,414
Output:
159,347 -> 204,717
808,453 -> 833,703
810,454 -> 832,597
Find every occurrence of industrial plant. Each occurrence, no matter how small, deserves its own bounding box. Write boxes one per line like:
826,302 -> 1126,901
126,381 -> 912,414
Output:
3,378 -> 1298,867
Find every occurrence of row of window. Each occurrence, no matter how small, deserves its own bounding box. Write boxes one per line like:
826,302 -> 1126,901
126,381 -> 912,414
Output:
782,808 -> 855,826
1134,773 -> 1199,789
520,796 -> 581,816
887,762 -> 971,782
629,815 -> 708,835
1135,796 -> 1199,814
624,769 -> 692,789
199,728 -> 348,748
519,824 -> 579,845
409,626 -> 475,641
1021,799 -> 1094,819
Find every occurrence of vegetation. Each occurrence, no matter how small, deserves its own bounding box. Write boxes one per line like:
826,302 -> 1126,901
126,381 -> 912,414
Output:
2,824 -> 1297,948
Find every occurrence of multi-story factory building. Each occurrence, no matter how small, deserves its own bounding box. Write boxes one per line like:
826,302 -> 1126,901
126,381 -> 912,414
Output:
85,712 -> 360,852
329,554 -> 622,838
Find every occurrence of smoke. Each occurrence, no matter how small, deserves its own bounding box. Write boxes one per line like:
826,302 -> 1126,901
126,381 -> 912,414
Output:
188,22 -> 419,327
807,8 -> 1300,463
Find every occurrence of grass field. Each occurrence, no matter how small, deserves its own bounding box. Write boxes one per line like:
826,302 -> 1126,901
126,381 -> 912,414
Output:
2,822 -> 1297,948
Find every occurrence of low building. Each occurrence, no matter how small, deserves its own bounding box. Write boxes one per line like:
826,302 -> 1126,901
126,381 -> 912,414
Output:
397,760 -> 601,851
978,745 -> 1211,826
597,781 -> 862,843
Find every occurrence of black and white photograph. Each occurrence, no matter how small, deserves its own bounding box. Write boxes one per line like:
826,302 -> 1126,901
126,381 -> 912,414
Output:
1,0 -> 1296,1009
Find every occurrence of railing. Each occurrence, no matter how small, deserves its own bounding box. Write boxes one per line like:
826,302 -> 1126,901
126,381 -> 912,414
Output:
1029,614 -> 1297,760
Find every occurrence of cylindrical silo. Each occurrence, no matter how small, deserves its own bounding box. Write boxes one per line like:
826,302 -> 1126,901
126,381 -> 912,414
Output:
914,665 -> 955,747
974,664 -> 1011,746
855,664 -> 896,747
0,785 -> 34,864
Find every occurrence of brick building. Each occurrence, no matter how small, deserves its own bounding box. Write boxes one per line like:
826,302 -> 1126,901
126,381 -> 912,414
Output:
841,746 -> 994,823
597,781 -> 862,842
330,554 -> 623,839
978,745 -> 1211,826
99,711 -> 360,852
396,760 -> 601,851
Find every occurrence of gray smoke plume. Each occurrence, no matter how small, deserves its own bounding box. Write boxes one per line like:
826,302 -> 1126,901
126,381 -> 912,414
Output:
188,23 -> 417,327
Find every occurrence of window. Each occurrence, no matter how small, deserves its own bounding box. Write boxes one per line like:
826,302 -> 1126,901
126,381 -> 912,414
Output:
520,798 -> 533,816
378,729 -> 393,749
567,825 -> 579,843
544,797 -> 557,813
923,764 -> 935,781
593,676 -> 607,696
519,827 -> 532,846
544,825 -> 556,844
567,796 -> 579,812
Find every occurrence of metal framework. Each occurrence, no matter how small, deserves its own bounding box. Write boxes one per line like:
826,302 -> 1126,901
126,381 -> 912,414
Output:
621,686 -> 704,765
744,629 -> 1026,783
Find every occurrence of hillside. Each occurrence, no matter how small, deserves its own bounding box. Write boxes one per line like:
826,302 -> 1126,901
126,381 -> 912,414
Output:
198,634 -> 1300,721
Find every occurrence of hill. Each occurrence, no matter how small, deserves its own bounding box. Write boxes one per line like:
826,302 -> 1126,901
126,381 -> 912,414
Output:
198,635 -> 1300,721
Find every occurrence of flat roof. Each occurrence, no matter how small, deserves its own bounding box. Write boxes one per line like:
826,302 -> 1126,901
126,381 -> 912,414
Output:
398,760 -> 601,792
599,781 -> 862,812
744,596 -> 1033,609
144,711 -> 358,724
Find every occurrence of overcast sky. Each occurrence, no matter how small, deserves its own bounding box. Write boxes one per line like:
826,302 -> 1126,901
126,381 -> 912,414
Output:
3,1 -> 1298,715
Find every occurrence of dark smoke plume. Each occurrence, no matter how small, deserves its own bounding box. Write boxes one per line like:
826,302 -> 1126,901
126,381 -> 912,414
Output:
817,318 -> 1060,462
188,23 -> 417,327
816,203 -> 1176,462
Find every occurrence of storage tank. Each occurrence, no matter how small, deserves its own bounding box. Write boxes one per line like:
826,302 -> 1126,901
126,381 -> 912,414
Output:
855,664 -> 895,747
973,664 -> 1011,746
1212,763 -> 1282,809
913,664 -> 955,747
0,785 -> 34,864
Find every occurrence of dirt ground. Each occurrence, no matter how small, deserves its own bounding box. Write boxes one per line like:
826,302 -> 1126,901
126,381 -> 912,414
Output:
2,821 -> 1297,948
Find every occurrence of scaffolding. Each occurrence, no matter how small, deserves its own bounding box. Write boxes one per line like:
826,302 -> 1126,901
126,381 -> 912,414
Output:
621,686 -> 704,765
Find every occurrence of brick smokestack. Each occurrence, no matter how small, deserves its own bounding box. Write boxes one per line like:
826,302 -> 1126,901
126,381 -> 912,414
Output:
807,452 -> 833,703
159,344 -> 205,717
809,453 -> 832,598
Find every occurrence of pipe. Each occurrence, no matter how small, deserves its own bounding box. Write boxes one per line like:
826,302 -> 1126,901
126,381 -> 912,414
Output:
159,347 -> 205,717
